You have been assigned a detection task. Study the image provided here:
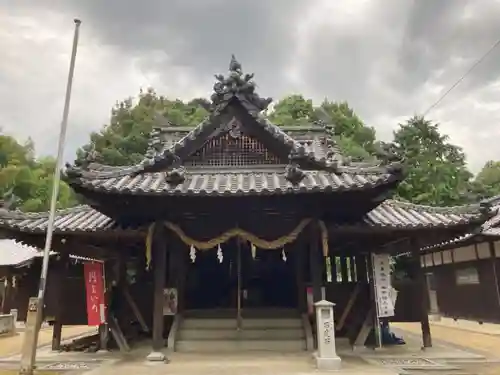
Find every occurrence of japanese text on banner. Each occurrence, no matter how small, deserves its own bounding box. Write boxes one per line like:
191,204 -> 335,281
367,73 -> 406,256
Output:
83,262 -> 105,326
372,253 -> 395,318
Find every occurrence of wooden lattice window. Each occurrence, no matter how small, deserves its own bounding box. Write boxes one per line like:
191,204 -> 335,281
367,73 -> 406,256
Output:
185,132 -> 285,167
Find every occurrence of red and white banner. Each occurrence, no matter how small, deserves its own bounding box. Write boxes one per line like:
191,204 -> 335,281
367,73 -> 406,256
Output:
84,262 -> 106,326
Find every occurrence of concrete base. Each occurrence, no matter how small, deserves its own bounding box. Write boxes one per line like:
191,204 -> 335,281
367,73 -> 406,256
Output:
315,353 -> 342,371
146,351 -> 166,362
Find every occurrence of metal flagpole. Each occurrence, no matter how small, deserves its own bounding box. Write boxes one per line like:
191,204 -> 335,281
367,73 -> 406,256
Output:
19,19 -> 81,375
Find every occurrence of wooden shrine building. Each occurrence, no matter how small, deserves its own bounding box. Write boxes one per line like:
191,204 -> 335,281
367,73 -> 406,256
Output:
417,195 -> 500,323
0,56 -> 495,359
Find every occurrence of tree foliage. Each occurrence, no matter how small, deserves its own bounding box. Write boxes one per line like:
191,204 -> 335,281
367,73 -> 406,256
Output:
469,161 -> 500,200
0,134 -> 77,212
390,116 -> 474,206
75,88 -> 209,166
268,95 -> 376,161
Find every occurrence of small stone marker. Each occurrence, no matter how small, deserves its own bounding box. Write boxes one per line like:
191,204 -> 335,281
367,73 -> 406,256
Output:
314,300 -> 341,371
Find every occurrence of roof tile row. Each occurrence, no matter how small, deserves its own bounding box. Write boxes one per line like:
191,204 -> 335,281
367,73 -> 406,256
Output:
74,169 -> 400,196
0,199 -> 488,235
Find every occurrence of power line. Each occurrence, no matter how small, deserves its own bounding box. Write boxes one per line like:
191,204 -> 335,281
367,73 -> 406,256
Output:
423,37 -> 500,117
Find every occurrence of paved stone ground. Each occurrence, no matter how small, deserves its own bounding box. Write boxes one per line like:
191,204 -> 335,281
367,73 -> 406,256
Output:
432,317 -> 500,336
392,322 -> 500,358
393,321 -> 500,375
0,326 -> 96,358
0,326 -> 97,375
81,352 -> 400,375
2,320 -> 498,375
50,334 -> 494,375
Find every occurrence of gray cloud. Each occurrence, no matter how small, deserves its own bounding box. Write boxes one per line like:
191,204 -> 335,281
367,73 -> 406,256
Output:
2,0 -> 500,172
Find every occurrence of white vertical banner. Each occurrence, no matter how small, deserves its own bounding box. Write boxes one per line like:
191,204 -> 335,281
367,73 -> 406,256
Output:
372,253 -> 395,318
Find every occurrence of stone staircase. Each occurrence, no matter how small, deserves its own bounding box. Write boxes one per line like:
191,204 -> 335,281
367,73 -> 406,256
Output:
175,308 -> 308,352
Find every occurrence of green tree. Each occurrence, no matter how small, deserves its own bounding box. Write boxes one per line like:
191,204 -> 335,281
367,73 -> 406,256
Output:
316,100 -> 376,161
391,116 -> 473,206
467,161 -> 500,200
75,88 -> 209,166
268,94 -> 315,126
0,135 -> 77,212
268,96 -> 377,161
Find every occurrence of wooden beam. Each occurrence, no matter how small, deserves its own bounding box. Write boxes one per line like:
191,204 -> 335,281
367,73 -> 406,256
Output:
353,307 -> 374,348
108,315 -> 130,352
336,282 -> 361,332
122,286 -> 149,333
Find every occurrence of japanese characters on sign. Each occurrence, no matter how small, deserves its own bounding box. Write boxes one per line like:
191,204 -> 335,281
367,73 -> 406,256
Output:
83,262 -> 105,326
372,253 -> 395,318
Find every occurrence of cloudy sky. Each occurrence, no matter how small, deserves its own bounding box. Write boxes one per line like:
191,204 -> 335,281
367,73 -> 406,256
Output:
1,0 -> 500,172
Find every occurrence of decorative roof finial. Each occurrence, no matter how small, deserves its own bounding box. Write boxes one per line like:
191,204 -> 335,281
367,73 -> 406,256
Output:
229,54 -> 242,73
210,55 -> 272,112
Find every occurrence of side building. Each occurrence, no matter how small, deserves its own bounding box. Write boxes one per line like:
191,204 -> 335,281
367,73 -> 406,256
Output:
419,195 -> 500,323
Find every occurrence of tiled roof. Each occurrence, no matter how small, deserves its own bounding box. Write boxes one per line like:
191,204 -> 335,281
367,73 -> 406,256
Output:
0,239 -> 40,266
0,206 -> 130,234
363,200 -> 489,229
69,168 -> 402,196
420,195 -> 500,251
0,199 -> 490,235
67,56 -> 403,196
0,240 -> 100,267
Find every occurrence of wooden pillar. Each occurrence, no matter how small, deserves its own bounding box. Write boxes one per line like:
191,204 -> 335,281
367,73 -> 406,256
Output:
329,254 -> 337,283
309,220 -> 322,302
148,223 -> 168,361
2,270 -> 13,314
340,256 -> 348,283
411,242 -> 432,348
295,240 -> 306,313
349,256 -> 357,282
355,254 -> 368,283
177,244 -> 187,313
51,254 -> 68,351
98,261 -> 112,351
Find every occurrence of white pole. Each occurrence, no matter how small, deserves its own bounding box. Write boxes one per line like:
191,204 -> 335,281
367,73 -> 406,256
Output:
21,19 -> 81,375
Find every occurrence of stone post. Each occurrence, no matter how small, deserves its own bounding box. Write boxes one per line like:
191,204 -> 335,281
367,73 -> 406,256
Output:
314,300 -> 341,371
10,309 -> 18,325
19,298 -> 41,375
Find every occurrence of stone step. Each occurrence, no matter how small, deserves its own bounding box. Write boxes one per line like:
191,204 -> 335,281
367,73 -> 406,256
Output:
184,308 -> 300,319
175,339 -> 306,352
178,327 -> 305,340
182,318 -> 302,329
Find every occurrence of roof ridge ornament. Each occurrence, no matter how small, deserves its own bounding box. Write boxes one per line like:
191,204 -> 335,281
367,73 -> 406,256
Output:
210,54 -> 272,112
374,141 -> 403,166
74,143 -> 101,170
285,149 -> 306,185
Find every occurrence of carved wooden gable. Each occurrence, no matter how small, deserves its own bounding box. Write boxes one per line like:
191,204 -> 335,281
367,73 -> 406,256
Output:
185,117 -> 287,167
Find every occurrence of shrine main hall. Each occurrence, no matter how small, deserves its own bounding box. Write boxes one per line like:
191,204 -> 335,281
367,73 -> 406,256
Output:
0,56 -> 495,366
